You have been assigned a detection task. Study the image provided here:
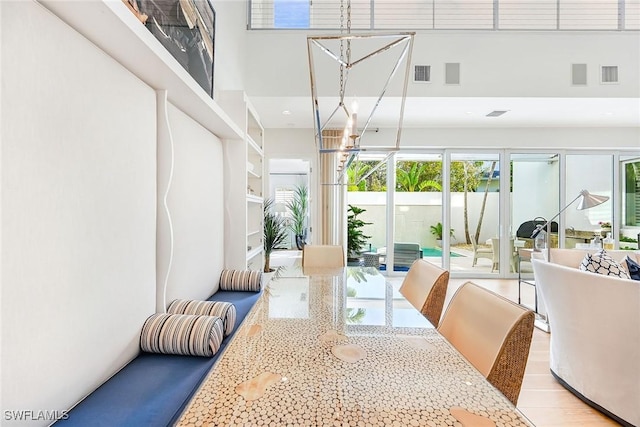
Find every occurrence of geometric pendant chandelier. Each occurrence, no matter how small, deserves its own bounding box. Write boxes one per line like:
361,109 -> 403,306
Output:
306,1 -> 415,180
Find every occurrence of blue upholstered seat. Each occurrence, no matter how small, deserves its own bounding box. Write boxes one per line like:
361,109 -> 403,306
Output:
56,290 -> 261,426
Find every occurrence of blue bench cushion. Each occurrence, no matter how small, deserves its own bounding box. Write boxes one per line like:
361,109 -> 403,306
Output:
56,289 -> 262,427
167,299 -> 237,337
207,289 -> 261,329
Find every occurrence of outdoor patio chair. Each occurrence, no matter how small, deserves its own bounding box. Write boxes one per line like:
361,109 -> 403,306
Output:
471,236 -> 493,267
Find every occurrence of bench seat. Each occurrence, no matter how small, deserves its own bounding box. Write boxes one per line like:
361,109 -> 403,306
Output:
56,290 -> 262,426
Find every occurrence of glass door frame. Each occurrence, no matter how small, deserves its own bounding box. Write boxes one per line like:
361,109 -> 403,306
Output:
350,148 -> 635,279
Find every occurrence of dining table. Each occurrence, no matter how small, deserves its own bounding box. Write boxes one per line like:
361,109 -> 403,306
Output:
177,265 -> 534,426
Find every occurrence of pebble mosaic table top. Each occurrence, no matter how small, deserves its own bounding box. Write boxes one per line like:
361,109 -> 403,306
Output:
178,267 -> 534,427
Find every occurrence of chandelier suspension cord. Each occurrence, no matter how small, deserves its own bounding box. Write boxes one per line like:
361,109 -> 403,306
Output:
346,0 -> 351,65
339,0 -> 345,106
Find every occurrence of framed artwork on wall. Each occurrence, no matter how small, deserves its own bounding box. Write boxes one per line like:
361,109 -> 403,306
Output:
136,0 -> 215,98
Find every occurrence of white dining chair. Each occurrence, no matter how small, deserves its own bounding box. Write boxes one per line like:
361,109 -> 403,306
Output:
301,245 -> 345,268
437,281 -> 535,405
399,259 -> 449,327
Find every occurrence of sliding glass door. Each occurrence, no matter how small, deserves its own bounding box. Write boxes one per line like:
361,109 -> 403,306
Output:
449,153 -> 501,275
510,153 -> 560,285
393,153 -> 444,271
566,154 -> 613,245
346,153 -> 388,267
341,149 -> 634,278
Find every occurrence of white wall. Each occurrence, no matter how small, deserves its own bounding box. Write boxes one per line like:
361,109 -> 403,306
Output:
347,191 -> 500,249
359,127 -> 640,150
245,30 -> 640,98
165,103 -> 225,303
1,2 -> 156,424
211,0 -> 248,94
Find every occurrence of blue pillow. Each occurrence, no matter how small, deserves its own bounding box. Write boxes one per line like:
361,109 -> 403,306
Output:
625,256 -> 640,281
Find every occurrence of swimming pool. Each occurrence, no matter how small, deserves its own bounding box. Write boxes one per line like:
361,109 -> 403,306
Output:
422,247 -> 462,257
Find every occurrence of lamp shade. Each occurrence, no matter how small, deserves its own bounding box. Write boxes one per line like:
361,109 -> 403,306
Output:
576,190 -> 609,210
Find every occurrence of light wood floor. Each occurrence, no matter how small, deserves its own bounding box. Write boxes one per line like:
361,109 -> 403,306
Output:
447,278 -> 620,427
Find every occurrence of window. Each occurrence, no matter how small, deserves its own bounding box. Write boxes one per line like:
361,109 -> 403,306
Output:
274,0 -> 310,28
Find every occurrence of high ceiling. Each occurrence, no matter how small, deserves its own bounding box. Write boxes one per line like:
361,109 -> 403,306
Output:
243,24 -> 640,134
251,96 -> 640,129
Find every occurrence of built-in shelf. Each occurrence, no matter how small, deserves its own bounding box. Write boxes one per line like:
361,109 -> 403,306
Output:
221,91 -> 265,270
247,136 -> 263,155
40,0 -> 243,140
247,247 -> 263,261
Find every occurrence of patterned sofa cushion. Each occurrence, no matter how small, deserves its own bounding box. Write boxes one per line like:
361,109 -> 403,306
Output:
219,269 -> 262,292
623,255 -> 640,281
140,313 -> 224,357
167,299 -> 236,337
579,249 -> 630,279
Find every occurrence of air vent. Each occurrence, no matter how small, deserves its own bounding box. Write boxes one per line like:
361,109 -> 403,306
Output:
601,65 -> 618,83
571,63 -> 587,86
486,110 -> 508,117
414,65 -> 431,82
445,63 -> 460,85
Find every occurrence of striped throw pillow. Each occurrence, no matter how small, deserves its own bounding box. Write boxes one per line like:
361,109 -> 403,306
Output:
219,269 -> 263,292
140,313 -> 224,357
167,299 -> 236,337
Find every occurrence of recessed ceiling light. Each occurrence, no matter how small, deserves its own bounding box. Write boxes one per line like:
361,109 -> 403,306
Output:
282,110 -> 292,115
465,111 -> 473,115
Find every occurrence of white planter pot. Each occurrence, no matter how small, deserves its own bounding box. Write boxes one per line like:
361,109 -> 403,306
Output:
262,270 -> 276,287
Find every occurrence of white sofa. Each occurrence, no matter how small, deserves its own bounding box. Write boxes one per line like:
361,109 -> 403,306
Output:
531,249 -> 640,427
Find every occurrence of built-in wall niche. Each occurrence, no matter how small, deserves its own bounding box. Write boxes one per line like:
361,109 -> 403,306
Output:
135,0 -> 216,98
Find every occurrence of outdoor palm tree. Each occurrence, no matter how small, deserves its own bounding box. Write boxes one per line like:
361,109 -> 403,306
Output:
347,161 -> 371,191
347,205 -> 371,260
396,162 -> 442,192
474,160 -> 498,244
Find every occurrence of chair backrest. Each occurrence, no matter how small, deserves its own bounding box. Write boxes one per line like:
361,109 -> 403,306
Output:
399,259 -> 449,327
302,245 -> 345,268
437,281 -> 535,405
490,238 -> 500,263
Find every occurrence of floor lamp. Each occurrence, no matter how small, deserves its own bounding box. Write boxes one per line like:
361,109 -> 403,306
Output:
530,190 -> 609,332
531,189 -> 610,261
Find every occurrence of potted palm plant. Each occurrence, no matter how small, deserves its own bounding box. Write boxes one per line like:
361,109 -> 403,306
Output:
264,199 -> 287,277
287,184 -> 308,250
430,222 -> 454,247
347,205 -> 371,264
